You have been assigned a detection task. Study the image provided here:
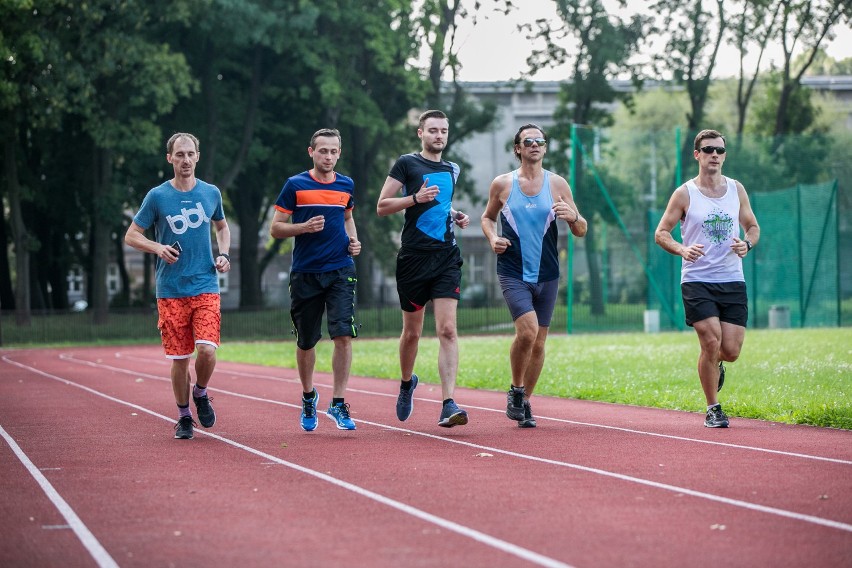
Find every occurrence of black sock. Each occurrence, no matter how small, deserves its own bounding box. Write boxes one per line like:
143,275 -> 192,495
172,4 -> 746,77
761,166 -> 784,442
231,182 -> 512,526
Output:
332,398 -> 344,406
303,391 -> 315,400
443,398 -> 453,405
400,379 -> 413,391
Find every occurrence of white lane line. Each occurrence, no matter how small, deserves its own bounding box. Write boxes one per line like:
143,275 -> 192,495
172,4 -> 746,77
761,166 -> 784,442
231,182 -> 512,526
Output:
2,356 -> 573,568
0,424 -> 119,568
26,354 -> 852,534
104,352 -> 852,466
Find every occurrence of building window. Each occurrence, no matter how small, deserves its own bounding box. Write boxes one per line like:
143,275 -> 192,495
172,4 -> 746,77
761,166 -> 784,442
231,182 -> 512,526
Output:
107,264 -> 120,293
67,267 -> 84,292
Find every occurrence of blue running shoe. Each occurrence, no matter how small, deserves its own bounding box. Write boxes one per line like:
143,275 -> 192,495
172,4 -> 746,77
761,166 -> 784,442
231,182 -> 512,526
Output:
327,402 -> 356,430
300,389 -> 319,432
396,374 -> 419,421
438,399 -> 468,428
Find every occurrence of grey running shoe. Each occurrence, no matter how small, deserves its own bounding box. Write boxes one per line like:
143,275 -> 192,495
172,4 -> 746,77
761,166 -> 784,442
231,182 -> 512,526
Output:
396,374 -> 418,421
193,394 -> 216,428
506,385 -> 525,421
438,399 -> 468,428
518,400 -> 537,428
717,362 -> 726,392
174,416 -> 197,439
704,404 -> 729,428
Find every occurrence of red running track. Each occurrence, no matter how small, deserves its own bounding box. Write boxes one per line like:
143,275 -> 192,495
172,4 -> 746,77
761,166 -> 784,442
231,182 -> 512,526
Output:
1,345 -> 850,567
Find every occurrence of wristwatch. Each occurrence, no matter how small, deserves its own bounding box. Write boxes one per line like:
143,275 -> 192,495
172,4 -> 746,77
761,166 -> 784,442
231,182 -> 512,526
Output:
744,239 -> 752,251
218,253 -> 231,262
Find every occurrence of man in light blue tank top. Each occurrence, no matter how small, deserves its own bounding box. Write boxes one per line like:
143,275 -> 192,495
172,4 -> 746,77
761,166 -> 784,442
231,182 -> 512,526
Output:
481,124 -> 587,428
655,129 -> 760,429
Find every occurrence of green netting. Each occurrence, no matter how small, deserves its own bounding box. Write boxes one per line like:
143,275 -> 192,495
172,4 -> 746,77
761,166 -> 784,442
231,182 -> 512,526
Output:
647,180 -> 839,329
568,125 -> 843,332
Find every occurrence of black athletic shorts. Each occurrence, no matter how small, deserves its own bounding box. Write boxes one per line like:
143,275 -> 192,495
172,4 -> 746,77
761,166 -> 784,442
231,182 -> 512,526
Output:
681,281 -> 748,328
498,275 -> 559,326
396,246 -> 463,312
289,265 -> 357,350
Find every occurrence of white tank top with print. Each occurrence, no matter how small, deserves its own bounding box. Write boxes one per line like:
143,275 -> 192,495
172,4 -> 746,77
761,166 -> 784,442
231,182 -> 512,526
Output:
680,176 -> 744,283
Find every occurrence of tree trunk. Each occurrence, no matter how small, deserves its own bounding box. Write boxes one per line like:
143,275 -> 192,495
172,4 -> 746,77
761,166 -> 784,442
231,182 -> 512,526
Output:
5,127 -> 31,325
90,146 -> 113,325
0,185 -> 16,310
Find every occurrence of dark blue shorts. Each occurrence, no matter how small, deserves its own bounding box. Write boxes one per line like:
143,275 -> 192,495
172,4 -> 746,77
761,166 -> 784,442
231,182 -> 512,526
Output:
681,281 -> 748,327
498,275 -> 559,327
289,265 -> 357,350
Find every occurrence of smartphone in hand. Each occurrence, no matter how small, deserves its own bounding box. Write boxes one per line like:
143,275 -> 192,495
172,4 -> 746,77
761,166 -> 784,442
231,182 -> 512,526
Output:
171,241 -> 182,253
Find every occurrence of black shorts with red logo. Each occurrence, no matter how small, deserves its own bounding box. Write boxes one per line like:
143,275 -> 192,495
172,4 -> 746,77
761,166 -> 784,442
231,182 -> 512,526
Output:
395,246 -> 463,312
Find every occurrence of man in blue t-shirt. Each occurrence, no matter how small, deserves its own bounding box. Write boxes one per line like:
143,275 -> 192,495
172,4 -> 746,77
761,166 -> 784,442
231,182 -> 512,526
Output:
125,132 -> 232,440
270,128 -> 361,432
376,110 -> 471,428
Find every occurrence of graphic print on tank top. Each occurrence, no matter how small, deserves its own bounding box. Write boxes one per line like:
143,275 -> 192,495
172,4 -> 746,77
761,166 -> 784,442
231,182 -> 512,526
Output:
702,208 -> 735,245
416,171 -> 453,242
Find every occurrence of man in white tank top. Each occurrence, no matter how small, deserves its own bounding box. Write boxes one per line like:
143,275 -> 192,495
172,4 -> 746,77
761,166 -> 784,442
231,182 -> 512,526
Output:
655,129 -> 760,428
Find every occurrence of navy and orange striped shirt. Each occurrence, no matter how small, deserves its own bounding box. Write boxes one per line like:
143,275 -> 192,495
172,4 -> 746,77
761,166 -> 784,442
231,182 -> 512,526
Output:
274,170 -> 355,273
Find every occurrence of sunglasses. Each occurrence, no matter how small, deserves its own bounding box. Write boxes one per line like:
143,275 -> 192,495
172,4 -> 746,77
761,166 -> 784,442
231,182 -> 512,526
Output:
522,137 -> 547,147
699,146 -> 726,155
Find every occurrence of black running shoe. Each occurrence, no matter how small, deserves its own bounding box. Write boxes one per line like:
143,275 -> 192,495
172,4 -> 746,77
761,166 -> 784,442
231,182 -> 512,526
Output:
396,374 -> 418,421
717,362 -> 725,392
438,399 -> 468,428
193,394 -> 216,428
704,404 -> 729,428
506,385 -> 525,421
518,400 -> 537,428
174,416 -> 197,439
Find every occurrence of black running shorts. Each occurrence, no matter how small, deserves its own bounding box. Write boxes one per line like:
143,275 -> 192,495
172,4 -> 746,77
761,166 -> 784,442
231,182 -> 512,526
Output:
395,247 -> 463,312
289,265 -> 357,350
681,281 -> 748,328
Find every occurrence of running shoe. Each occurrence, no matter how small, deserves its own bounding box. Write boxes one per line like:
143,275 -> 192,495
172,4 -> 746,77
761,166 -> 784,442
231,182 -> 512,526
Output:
704,404 -> 729,428
438,399 -> 468,428
506,385 -> 525,421
301,389 -> 319,432
396,374 -> 419,421
518,400 -> 537,428
174,416 -> 197,439
717,361 -> 726,392
327,402 -> 356,430
193,393 -> 216,428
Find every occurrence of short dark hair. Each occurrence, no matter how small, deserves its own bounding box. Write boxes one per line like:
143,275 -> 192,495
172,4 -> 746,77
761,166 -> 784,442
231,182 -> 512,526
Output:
694,129 -> 725,151
513,123 -> 547,160
166,132 -> 200,154
418,110 -> 448,130
310,128 -> 342,148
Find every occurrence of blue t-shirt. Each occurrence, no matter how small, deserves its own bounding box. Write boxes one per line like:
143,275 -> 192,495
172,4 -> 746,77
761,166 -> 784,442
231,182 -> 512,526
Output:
388,153 -> 460,252
133,179 -> 225,298
274,170 -> 355,273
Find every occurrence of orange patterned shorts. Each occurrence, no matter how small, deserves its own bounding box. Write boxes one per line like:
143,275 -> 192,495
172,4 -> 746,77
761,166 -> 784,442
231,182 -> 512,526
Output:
157,293 -> 221,358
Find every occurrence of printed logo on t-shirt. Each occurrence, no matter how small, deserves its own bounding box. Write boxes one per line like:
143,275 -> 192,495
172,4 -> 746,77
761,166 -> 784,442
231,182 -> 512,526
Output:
167,202 -> 210,235
702,208 -> 734,244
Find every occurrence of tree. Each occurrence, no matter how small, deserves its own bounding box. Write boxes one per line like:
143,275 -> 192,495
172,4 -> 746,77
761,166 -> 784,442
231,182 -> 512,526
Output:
523,0 -> 650,315
772,0 -> 848,138
731,0 -> 782,137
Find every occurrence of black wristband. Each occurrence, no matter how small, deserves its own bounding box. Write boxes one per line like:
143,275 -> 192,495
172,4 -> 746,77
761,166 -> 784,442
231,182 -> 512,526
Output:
411,192 -> 418,204
744,240 -> 752,251
218,253 -> 230,262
